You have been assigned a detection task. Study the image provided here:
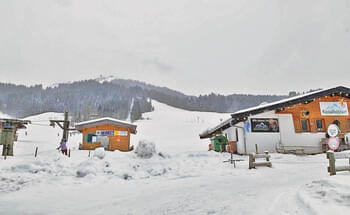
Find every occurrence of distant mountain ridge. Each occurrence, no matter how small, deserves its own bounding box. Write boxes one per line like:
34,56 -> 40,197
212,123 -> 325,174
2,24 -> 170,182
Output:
107,76 -> 289,113
0,77 -> 289,121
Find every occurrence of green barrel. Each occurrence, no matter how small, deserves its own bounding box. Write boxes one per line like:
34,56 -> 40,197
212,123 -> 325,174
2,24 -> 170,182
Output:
211,135 -> 228,152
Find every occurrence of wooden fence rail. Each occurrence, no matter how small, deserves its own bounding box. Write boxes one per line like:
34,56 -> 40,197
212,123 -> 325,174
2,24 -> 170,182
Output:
327,150 -> 350,176
249,151 -> 272,169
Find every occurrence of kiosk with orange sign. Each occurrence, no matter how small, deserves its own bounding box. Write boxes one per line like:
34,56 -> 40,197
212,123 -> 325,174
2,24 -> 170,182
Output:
75,118 -> 137,152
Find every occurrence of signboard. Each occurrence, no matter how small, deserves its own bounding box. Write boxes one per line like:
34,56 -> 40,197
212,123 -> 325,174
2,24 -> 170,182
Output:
96,130 -> 128,137
251,118 -> 279,132
320,102 -> 349,116
328,137 -> 340,150
114,130 -> 128,136
327,124 -> 339,137
244,120 -> 251,133
96,130 -> 114,136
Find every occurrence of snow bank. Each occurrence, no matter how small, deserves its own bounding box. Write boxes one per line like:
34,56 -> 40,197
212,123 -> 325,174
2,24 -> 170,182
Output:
298,174 -> 350,214
76,159 -> 99,178
93,147 -> 106,159
135,140 -> 156,158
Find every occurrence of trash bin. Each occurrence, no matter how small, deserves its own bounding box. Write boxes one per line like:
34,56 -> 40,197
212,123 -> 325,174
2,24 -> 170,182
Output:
211,135 -> 228,152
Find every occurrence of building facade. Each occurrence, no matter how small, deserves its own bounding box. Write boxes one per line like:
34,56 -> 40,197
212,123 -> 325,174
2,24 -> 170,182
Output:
75,118 -> 137,152
200,86 -> 350,154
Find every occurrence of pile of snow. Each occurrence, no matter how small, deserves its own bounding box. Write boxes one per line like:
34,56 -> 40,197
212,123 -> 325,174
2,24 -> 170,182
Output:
96,75 -> 115,84
135,140 -> 156,158
93,147 -> 106,159
76,159 -> 99,178
298,174 -> 350,214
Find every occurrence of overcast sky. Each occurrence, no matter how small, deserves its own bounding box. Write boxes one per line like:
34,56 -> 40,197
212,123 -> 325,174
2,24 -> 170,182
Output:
1,0 -> 350,95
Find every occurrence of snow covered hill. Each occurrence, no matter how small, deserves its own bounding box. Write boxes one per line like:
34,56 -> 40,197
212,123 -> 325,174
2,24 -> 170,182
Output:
0,101 -> 349,215
0,112 -> 11,118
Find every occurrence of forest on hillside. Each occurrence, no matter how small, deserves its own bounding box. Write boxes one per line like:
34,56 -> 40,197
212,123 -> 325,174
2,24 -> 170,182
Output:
0,80 -> 153,122
0,79 -> 290,122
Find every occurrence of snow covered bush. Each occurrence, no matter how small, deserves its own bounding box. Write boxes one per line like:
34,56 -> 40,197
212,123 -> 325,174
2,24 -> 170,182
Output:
93,147 -> 106,159
76,159 -> 98,178
135,140 -> 156,158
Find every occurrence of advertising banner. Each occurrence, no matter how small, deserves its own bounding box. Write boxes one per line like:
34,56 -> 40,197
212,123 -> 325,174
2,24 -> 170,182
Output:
320,102 -> 349,116
114,130 -> 128,136
96,130 -> 114,136
96,130 -> 128,136
251,118 -> 279,132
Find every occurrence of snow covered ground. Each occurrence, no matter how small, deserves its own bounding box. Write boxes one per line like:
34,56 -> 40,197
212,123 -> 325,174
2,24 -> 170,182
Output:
0,101 -> 349,215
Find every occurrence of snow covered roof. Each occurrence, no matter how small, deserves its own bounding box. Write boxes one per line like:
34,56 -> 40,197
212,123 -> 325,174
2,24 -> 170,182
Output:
0,118 -> 31,129
199,118 -> 232,139
200,86 -> 350,139
75,117 -> 137,133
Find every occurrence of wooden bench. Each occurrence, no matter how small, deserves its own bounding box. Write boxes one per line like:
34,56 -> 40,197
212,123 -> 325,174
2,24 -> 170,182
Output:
249,151 -> 272,169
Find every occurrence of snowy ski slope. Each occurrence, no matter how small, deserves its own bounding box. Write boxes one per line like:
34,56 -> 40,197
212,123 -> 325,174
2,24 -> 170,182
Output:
0,101 -> 349,215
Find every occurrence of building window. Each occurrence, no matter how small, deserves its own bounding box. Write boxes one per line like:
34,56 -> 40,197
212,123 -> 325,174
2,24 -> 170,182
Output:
302,110 -> 310,117
316,119 -> 324,131
87,133 -> 97,143
301,119 -> 310,132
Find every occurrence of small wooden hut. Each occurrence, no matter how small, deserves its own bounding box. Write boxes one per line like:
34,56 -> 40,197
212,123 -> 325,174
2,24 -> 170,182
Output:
75,117 -> 137,151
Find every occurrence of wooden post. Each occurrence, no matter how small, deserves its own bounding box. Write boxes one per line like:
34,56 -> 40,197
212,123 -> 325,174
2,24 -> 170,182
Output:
249,153 -> 255,169
2,145 -> 6,157
255,144 -> 258,154
327,151 -> 336,176
265,151 -> 269,162
3,144 -> 8,160
63,109 -> 69,141
265,151 -> 272,167
68,149 -> 71,158
35,147 -> 38,157
50,109 -> 72,142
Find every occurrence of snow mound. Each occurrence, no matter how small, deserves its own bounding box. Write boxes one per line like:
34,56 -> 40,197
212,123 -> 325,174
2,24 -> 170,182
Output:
135,140 -> 156,158
298,174 -> 350,214
76,159 -> 98,178
93,147 -> 106,159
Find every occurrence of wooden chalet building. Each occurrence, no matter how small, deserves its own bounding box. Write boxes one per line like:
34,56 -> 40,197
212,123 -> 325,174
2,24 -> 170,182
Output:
200,86 -> 350,155
75,117 -> 137,152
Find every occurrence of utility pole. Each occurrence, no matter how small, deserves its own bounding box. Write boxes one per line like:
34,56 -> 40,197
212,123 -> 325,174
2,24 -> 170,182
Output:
50,109 -> 74,141
0,118 -> 31,157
